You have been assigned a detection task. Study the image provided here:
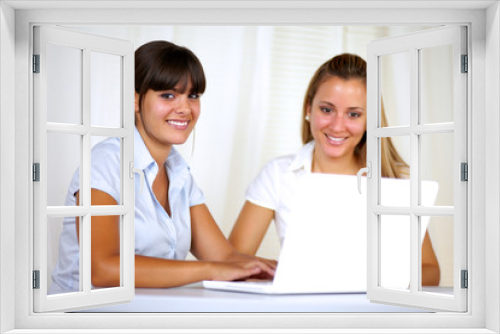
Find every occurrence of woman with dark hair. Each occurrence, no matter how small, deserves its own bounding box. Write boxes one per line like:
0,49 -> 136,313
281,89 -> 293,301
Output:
229,53 -> 440,286
50,41 -> 275,293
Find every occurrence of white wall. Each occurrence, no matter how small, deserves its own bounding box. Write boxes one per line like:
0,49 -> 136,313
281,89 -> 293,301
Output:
486,2 -> 500,332
0,2 -> 16,333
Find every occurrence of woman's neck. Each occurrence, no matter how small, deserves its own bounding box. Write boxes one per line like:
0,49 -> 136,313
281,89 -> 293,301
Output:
136,123 -> 172,167
311,149 -> 362,175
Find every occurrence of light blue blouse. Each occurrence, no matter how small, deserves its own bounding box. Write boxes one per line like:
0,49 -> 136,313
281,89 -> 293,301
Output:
49,127 -> 205,294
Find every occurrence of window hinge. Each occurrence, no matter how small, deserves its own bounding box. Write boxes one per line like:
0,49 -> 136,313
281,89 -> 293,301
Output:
461,162 -> 468,182
33,270 -> 40,289
461,54 -> 468,73
461,270 -> 468,289
33,54 -> 40,73
33,163 -> 40,182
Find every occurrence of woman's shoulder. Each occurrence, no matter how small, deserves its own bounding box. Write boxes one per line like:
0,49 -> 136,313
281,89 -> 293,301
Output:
252,153 -> 302,186
90,138 -> 121,173
92,137 -> 120,151
261,143 -> 312,174
91,138 -> 120,158
261,153 -> 296,174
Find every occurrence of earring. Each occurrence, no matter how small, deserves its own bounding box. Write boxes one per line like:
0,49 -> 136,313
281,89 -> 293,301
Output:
305,115 -> 310,121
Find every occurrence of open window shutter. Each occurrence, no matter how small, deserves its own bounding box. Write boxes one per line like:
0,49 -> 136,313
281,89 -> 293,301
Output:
33,25 -> 135,312
366,25 -> 467,312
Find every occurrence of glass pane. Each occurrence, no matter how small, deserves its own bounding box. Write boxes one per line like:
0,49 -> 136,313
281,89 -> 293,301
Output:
47,216 -> 81,295
47,133 -> 81,206
91,52 -> 122,128
380,136 -> 410,207
420,216 -> 454,295
380,51 -> 410,128
421,133 -> 454,207
91,215 -> 122,290
46,44 -> 82,125
380,215 -> 410,290
420,44 -> 454,124
91,136 -> 121,205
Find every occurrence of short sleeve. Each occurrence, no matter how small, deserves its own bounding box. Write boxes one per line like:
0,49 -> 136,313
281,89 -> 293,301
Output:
187,173 -> 205,207
90,142 -> 121,204
65,140 -> 121,205
245,159 -> 281,211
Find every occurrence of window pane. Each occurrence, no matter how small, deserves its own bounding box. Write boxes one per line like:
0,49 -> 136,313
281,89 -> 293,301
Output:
91,136 -> 121,205
91,52 -> 122,128
420,216 -> 454,296
420,44 -> 454,124
46,44 -> 82,125
380,215 -> 410,290
47,216 -> 81,295
380,136 -> 410,207
380,51 -> 410,128
47,133 -> 81,206
91,215 -> 122,290
421,133 -> 454,207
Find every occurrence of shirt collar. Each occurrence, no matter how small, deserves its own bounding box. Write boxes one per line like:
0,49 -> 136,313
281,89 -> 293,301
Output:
165,146 -> 190,174
287,140 -> 315,173
134,126 -> 155,171
134,126 -> 190,173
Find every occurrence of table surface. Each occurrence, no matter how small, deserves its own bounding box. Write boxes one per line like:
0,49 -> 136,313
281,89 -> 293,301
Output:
77,283 -> 448,313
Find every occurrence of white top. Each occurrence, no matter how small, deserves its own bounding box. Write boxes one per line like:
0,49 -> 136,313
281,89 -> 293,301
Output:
245,141 -> 315,246
49,127 -> 205,294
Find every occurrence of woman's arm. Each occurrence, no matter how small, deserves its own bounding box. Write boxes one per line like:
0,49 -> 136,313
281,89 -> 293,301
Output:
421,230 -> 440,286
228,201 -> 275,255
190,203 -> 277,279
76,189 -> 275,288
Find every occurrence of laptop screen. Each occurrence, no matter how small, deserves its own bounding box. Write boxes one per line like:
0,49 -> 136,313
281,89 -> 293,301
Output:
274,174 -> 437,292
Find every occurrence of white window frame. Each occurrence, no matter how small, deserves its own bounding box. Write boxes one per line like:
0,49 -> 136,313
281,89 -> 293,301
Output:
366,25 -> 468,312
1,1 -> 499,333
32,25 -> 136,312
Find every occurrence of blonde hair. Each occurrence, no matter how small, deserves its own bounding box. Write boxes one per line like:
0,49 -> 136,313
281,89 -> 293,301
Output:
301,53 -> 408,178
380,103 -> 409,178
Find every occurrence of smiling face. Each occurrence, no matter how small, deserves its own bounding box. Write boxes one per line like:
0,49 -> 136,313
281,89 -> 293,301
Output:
135,79 -> 201,157
306,76 -> 366,168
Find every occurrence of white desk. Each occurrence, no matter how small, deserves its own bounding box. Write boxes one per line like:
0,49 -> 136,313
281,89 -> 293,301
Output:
78,283 -> 432,313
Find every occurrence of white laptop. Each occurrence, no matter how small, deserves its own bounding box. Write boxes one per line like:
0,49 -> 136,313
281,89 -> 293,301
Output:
203,174 -> 438,294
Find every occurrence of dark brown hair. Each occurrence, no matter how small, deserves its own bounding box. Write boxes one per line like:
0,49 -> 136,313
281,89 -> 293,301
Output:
135,40 -> 206,112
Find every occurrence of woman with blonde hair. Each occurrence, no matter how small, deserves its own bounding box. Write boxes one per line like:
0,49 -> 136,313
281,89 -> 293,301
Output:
229,53 -> 440,286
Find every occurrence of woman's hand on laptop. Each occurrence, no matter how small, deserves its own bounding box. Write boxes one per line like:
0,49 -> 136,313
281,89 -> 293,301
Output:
228,252 -> 277,269
227,252 -> 277,279
208,257 -> 276,281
